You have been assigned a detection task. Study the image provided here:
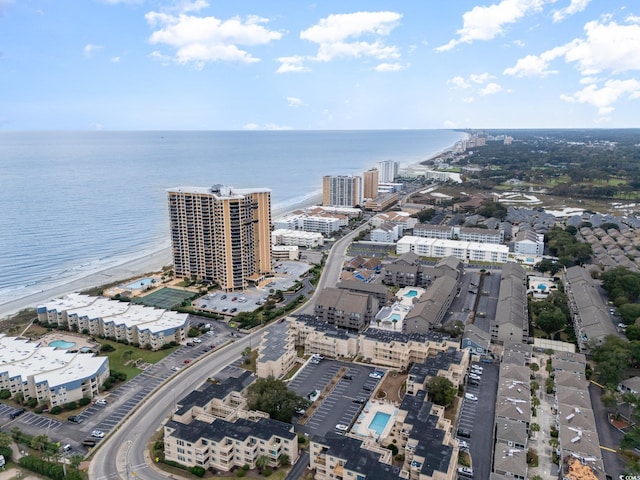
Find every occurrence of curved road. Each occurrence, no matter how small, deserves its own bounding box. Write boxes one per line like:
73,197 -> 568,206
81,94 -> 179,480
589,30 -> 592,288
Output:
90,221 -> 369,479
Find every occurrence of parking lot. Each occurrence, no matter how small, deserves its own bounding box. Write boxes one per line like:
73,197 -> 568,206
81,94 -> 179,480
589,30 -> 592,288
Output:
457,361 -> 499,480
288,358 -> 382,437
194,260 -> 311,317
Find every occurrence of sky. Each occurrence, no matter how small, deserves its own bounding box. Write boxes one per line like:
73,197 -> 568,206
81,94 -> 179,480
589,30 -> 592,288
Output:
1,0 -> 639,130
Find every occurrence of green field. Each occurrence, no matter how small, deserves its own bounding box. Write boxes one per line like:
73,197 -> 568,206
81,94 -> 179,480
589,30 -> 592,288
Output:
100,338 -> 178,379
135,287 -> 193,309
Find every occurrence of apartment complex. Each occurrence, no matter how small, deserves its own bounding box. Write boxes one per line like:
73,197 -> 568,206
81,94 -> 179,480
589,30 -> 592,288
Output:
322,175 -> 363,208
363,168 -> 379,200
413,225 -> 505,244
0,335 -> 110,408
396,236 -> 509,263
167,185 -> 272,291
164,371 -> 300,473
37,293 -> 188,350
491,263 -> 529,345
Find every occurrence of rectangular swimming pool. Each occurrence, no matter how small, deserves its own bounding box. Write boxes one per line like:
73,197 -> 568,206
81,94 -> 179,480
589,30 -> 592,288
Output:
368,411 -> 391,436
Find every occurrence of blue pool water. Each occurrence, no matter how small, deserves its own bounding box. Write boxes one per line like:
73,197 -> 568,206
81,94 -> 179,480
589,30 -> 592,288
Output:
404,290 -> 418,297
49,340 -> 76,349
388,313 -> 401,322
368,412 -> 391,436
125,277 -> 154,290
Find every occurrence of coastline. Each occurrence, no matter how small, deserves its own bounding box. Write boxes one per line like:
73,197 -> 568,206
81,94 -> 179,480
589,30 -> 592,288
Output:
0,133 -> 461,322
0,193 -> 323,321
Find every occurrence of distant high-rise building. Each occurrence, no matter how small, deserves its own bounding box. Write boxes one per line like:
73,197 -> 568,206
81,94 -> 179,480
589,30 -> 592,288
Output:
377,160 -> 399,183
167,185 -> 272,291
322,175 -> 363,208
363,168 -> 379,200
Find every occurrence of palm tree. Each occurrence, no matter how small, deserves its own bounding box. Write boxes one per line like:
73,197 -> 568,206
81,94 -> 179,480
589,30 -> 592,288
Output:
30,434 -> 48,457
278,453 -> 290,467
256,455 -> 270,473
529,422 -> 540,438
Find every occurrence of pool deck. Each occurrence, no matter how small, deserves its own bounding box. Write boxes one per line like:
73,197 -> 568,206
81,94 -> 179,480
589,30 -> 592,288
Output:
39,332 -> 98,352
350,399 -> 398,441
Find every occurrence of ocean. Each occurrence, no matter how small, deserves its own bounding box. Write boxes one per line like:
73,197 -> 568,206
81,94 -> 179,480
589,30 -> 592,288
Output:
0,129 -> 466,305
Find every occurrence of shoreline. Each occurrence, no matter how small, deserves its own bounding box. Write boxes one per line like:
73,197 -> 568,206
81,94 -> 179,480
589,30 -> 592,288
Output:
0,135 -> 461,322
0,193 -> 324,321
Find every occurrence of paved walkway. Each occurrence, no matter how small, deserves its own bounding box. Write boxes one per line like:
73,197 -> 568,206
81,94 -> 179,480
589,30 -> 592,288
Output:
0,467 -> 41,480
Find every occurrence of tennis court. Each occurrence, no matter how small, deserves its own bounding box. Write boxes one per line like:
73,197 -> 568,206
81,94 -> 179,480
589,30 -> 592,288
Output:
135,288 -> 193,310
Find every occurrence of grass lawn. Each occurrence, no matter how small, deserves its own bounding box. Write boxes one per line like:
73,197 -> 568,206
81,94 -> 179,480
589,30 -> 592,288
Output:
98,338 -> 178,379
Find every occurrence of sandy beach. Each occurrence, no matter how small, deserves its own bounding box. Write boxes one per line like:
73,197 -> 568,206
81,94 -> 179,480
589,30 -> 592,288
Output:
0,247 -> 173,321
0,193 -> 324,322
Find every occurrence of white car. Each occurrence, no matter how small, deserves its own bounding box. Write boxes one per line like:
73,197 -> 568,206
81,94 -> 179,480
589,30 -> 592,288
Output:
95,398 -> 107,406
469,373 -> 481,381
193,338 -> 202,344
458,466 -> 473,477
458,440 -> 469,449
335,424 -> 349,432
91,430 -> 105,438
465,393 -> 478,401
471,365 -> 483,372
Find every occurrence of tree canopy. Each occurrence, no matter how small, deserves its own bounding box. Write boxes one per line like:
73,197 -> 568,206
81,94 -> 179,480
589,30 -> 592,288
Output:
601,267 -> 640,306
246,377 -> 309,423
426,376 -> 457,407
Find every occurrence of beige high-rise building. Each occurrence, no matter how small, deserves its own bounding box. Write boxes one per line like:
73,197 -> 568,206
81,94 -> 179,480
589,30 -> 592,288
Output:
363,168 -> 379,200
322,175 -> 363,207
167,185 -> 272,291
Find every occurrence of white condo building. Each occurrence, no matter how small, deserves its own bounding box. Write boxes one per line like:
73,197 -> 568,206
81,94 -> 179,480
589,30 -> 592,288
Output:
272,229 -> 324,248
377,160 -> 399,183
0,335 -> 110,408
37,293 -> 189,350
397,236 -> 509,263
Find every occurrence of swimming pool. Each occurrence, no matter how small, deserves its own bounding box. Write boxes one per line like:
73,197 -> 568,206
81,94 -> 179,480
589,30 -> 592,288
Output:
49,340 -> 76,349
125,277 -> 155,290
404,290 -> 419,298
368,411 -> 391,436
388,313 -> 402,322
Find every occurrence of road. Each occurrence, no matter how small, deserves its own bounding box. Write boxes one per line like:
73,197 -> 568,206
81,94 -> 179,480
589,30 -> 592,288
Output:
297,222 -> 371,315
90,220 -> 369,479
89,332 -> 256,480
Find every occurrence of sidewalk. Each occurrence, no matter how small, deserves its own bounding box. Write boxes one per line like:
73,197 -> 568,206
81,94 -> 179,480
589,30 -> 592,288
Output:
0,468 -> 41,480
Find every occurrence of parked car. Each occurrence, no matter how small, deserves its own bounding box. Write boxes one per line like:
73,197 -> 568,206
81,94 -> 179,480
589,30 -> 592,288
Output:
10,408 -> 26,419
62,444 -> 72,453
335,424 -> 349,432
192,338 -> 202,344
362,385 -> 373,392
343,375 -> 354,380
458,440 -> 469,449
457,428 -> 471,438
95,398 -> 107,406
465,393 -> 478,401
458,466 -> 474,477
68,415 -> 83,424
82,438 -> 98,447
91,430 -> 105,438
469,373 -> 481,381
230,308 -> 237,313
352,398 -> 366,404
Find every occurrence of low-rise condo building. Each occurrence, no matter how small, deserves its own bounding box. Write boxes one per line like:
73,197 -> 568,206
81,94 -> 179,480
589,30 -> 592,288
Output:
0,335 -> 109,408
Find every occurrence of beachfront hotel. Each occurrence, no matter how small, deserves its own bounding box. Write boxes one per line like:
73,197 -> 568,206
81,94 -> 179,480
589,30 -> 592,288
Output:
167,185 -> 272,291
363,168 -> 379,200
322,175 -> 363,208
0,334 -> 110,408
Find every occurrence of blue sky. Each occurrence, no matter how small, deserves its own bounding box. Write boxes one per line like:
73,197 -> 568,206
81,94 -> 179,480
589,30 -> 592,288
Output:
1,0 -> 639,130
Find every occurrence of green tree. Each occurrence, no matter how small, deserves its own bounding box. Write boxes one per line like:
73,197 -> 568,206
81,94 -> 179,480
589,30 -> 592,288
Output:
426,376 -> 457,407
247,377 -> 309,423
278,453 -> 291,467
591,335 -> 631,387
256,455 -> 270,472
0,432 -> 12,449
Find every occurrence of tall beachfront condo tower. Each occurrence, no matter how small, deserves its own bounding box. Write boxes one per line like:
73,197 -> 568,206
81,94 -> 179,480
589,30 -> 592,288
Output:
377,160 -> 399,183
363,168 -> 379,200
322,175 -> 363,208
167,185 -> 272,292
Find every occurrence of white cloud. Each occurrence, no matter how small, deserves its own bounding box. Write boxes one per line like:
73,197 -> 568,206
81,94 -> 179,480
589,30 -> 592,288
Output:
627,15 -> 640,24
503,53 -> 558,76
563,19 -> 640,75
560,78 -> 640,115
110,56 -> 121,63
579,76 -> 599,84
83,43 -> 103,58
242,123 -> 292,130
469,72 -> 494,84
287,97 -> 303,107
552,0 -> 590,23
276,56 -> 311,73
146,11 -> 282,66
374,62 -> 404,72
448,76 -> 470,88
300,11 -> 402,62
480,82 -> 503,95
436,0 -> 547,52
